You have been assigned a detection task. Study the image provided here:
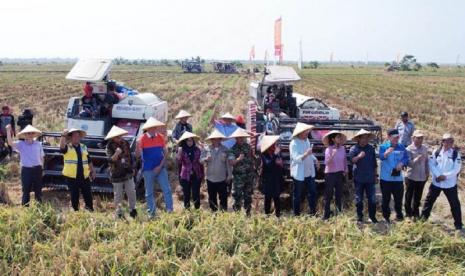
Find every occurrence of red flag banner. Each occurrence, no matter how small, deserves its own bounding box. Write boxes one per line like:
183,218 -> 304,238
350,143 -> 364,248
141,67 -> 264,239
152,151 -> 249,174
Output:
274,17 -> 282,57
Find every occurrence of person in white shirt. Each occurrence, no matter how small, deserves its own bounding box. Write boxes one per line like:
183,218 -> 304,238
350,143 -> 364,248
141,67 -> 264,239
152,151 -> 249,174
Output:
290,123 -> 320,216
421,133 -> 462,230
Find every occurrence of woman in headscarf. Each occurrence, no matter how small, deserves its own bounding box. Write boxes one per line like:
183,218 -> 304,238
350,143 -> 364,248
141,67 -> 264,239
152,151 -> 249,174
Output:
260,135 -> 283,217
176,131 -> 204,209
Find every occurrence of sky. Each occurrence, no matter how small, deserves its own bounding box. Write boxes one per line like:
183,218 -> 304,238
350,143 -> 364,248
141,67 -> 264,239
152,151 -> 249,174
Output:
1,0 -> 464,63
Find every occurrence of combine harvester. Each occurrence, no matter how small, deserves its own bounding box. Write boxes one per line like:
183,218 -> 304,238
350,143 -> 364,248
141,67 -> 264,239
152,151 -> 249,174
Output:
212,62 -> 238,74
40,59 -> 168,194
247,66 -> 382,194
181,59 -> 204,73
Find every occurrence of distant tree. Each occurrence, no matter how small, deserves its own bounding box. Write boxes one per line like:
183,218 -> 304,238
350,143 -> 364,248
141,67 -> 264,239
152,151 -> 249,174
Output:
308,61 -> 320,69
0,61 -> 3,66
384,62 -> 391,67
196,56 -> 201,63
427,62 -> 440,69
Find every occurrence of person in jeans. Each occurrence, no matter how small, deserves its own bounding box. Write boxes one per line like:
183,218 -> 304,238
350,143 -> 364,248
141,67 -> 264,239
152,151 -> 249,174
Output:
201,129 -> 231,211
105,125 -> 137,219
404,130 -> 429,219
379,128 -> 409,223
421,133 -> 463,230
260,135 -> 283,217
395,111 -> 415,147
5,124 -> 43,206
176,131 -> 204,209
290,122 -> 319,216
348,129 -> 378,223
60,128 -> 96,211
136,117 -> 173,217
323,130 -> 348,220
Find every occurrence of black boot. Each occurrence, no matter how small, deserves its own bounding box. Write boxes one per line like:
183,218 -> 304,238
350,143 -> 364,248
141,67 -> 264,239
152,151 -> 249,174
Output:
130,209 -> 138,218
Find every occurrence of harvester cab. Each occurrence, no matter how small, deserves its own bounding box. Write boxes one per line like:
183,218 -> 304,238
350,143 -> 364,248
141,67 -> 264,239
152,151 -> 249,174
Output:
40,58 -> 168,193
247,65 -> 381,188
212,62 -> 238,73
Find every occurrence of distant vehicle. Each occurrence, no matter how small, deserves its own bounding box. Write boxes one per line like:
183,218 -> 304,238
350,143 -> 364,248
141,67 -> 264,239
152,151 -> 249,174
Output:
181,59 -> 204,73
247,65 -> 382,185
40,59 -> 168,194
212,62 -> 238,73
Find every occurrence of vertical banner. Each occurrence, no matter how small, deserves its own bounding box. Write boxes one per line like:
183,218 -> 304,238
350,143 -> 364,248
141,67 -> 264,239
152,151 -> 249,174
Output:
274,17 -> 283,63
249,45 -> 255,61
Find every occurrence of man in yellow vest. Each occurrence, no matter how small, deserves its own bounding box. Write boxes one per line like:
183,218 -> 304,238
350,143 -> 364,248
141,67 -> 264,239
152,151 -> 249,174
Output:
60,128 -> 96,211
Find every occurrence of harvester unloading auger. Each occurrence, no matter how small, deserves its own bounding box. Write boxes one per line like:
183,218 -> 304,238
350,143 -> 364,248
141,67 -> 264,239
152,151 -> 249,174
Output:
40,59 -> 168,194
247,66 -> 382,197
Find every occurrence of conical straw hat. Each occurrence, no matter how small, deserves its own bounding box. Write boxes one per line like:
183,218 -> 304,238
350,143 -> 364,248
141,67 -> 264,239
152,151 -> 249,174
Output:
67,128 -> 87,138
177,131 -> 200,144
206,129 -> 226,141
352,129 -> 375,142
220,112 -> 236,120
322,130 -> 347,146
17,125 -> 42,139
260,135 -> 280,153
175,110 -> 192,119
229,128 -> 250,138
292,122 -> 314,138
105,125 -> 129,140
142,117 -> 166,131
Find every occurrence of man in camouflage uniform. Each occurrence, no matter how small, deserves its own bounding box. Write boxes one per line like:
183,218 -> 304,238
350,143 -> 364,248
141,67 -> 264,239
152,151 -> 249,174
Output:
228,128 -> 254,215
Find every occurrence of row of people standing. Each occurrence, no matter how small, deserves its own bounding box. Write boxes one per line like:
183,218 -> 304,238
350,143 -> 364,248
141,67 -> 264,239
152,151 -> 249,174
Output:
7,108 -> 462,230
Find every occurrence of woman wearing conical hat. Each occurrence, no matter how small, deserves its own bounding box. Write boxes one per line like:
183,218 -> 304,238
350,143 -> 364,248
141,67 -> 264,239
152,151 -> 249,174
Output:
200,129 -> 231,211
172,110 -> 193,142
289,122 -> 319,216
5,124 -> 44,206
176,131 -> 204,209
322,130 -> 348,220
260,135 -> 283,217
105,125 -> 137,219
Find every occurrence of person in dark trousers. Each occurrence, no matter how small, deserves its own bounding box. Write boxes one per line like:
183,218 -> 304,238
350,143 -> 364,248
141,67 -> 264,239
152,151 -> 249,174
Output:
404,130 -> 429,219
421,133 -> 463,231
176,132 -> 204,209
60,128 -> 96,211
172,110 -> 193,143
6,124 -> 44,206
260,135 -> 283,217
348,129 -> 378,223
201,129 -> 231,211
379,128 -> 409,223
323,130 -> 348,220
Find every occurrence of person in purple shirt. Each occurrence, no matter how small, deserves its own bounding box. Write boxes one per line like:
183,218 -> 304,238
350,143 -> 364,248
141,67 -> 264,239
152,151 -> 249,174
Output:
323,131 -> 348,220
6,124 -> 44,206
176,132 -> 204,209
